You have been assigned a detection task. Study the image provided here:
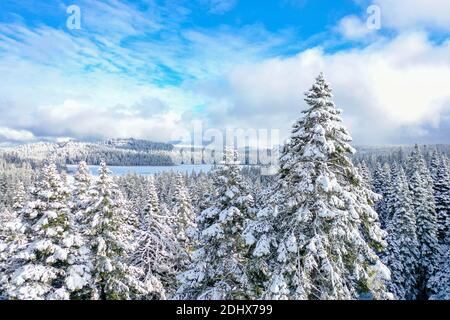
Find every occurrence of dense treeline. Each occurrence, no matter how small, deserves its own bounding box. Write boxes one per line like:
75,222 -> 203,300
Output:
0,75 -> 449,300
101,138 -> 174,152
0,139 -> 175,167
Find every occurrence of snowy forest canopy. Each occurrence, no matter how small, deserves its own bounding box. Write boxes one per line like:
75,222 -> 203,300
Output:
0,74 -> 449,300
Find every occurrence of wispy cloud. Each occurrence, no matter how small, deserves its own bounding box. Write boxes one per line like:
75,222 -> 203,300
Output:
0,1 -> 295,142
0,0 -> 449,144
195,32 -> 450,144
202,0 -> 237,15
337,15 -> 376,41
0,127 -> 35,142
371,0 -> 450,32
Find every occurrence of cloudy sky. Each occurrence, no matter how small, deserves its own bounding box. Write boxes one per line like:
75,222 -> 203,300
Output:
0,0 -> 450,145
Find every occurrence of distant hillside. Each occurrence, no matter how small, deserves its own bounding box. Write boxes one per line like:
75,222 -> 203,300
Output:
100,138 -> 174,152
0,139 -> 176,166
3,138 -> 448,168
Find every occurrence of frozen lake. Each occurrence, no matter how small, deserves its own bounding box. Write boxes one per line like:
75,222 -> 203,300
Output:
66,164 -> 214,176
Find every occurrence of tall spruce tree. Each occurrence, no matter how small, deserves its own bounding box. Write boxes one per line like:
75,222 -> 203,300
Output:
176,149 -> 254,300
68,162 -> 94,300
72,161 -> 91,217
172,173 -> 195,242
428,152 -> 450,299
131,175 -> 177,299
5,163 -> 86,299
430,151 -> 450,242
385,162 -> 402,224
0,207 -> 26,296
243,183 -> 282,299
82,161 -> 145,300
139,176 -> 160,227
429,246 -> 450,300
407,146 -> 439,298
429,209 -> 450,300
372,162 -> 391,228
358,161 -> 373,190
256,74 -> 391,300
383,167 -> 420,300
12,181 -> 27,211
171,172 -> 196,270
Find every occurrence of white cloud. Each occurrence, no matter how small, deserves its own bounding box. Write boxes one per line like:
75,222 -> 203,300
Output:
372,0 -> 450,31
1,0 -> 450,146
198,32 -> 450,144
0,56 -> 203,142
76,0 -> 162,38
2,28 -> 449,145
0,127 -> 35,142
0,3 -> 296,143
30,100 -> 187,142
338,15 -> 375,40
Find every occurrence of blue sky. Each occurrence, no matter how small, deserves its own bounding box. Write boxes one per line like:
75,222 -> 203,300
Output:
0,0 -> 450,145
0,0 -> 362,82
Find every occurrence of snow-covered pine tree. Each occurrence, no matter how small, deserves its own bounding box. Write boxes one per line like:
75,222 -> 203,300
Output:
429,150 -> 440,179
117,173 -> 147,227
190,173 -> 215,215
383,167 -> 420,300
385,162 -> 402,223
0,207 -> 26,296
72,161 -> 91,215
0,174 -> 8,208
441,155 -> 450,238
243,182 -> 282,299
12,181 -> 27,211
263,73 -> 391,300
372,162 -> 391,228
139,175 -> 159,228
358,160 -> 373,190
172,173 -> 195,242
406,145 -> 432,183
430,151 -> 450,243
176,148 -> 254,300
407,146 -> 439,299
131,175 -> 177,299
424,152 -> 450,300
429,199 -> 450,301
83,161 -> 146,300
372,162 -> 384,195
429,243 -> 450,300
5,163 -> 87,299
68,162 -> 94,300
171,172 -> 196,269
